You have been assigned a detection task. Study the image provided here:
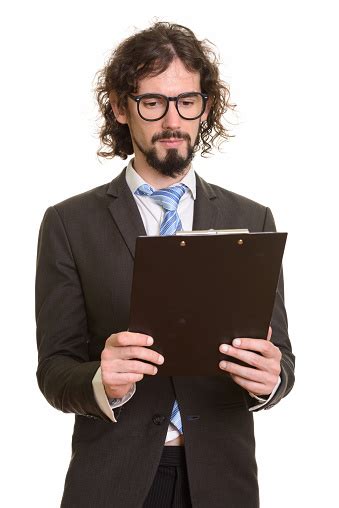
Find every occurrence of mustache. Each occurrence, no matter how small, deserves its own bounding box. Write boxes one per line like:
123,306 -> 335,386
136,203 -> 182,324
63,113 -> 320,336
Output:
152,130 -> 191,144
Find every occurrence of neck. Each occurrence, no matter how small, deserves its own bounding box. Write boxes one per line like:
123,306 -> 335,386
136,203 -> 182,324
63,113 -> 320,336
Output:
132,157 -> 190,190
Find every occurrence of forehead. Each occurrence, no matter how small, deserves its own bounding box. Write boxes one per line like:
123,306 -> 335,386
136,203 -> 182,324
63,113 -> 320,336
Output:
137,58 -> 201,95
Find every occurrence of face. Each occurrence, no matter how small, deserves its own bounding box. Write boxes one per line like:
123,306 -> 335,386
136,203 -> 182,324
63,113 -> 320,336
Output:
112,59 -> 209,178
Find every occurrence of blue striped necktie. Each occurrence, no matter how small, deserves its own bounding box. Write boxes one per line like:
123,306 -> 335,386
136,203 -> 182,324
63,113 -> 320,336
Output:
135,182 -> 187,434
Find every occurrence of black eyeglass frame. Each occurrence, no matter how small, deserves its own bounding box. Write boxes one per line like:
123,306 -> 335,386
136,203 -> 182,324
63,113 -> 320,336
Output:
128,92 -> 209,121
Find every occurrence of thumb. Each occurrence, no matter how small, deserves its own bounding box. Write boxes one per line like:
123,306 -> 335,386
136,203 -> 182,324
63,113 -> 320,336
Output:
267,326 -> 272,341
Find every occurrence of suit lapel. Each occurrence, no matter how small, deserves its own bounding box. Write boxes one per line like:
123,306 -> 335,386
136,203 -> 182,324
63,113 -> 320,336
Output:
106,169 -> 146,259
106,169 -> 235,258
194,173 -> 243,230
193,173 -> 219,230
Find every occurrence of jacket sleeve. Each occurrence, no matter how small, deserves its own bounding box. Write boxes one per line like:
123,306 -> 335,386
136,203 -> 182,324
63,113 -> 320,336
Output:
35,206 -> 111,421
250,206 -> 295,411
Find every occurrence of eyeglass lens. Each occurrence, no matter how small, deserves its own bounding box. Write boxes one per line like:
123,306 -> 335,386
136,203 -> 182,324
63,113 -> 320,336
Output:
139,94 -> 205,120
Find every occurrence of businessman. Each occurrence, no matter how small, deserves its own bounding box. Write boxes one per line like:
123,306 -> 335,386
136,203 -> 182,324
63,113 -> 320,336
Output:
36,22 -> 295,507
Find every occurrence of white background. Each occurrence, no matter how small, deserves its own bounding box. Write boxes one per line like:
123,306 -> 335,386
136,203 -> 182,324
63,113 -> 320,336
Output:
1,1 -> 338,507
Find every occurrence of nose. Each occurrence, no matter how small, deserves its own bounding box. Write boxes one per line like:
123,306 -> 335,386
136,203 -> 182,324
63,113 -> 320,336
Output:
161,100 -> 181,131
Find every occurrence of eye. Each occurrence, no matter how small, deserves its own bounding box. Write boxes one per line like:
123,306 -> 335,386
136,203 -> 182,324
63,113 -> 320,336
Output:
143,100 -> 159,108
178,95 -> 199,108
141,96 -> 165,109
181,100 -> 194,107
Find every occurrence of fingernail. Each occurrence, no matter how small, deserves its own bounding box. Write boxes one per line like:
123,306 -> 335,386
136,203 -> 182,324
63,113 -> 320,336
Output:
220,344 -> 229,353
147,336 -> 154,345
153,366 -> 158,374
233,339 -> 241,346
158,355 -> 164,365
220,361 -> 227,369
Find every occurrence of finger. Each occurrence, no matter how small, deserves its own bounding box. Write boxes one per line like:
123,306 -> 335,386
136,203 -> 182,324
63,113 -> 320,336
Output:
219,358 -> 280,392
227,374 -> 269,396
106,332 -> 153,348
229,337 -> 279,358
104,372 -> 145,387
219,344 -> 267,370
120,345 -> 164,365
107,359 -> 159,376
219,359 -> 264,382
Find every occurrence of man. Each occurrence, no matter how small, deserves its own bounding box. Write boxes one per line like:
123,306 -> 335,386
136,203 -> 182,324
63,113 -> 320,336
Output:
36,22 -> 295,508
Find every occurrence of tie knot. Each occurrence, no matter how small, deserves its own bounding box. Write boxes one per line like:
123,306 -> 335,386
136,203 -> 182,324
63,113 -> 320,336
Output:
135,183 -> 187,212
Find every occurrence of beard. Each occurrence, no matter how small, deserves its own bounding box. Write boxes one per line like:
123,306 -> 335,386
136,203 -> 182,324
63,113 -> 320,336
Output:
134,130 -> 197,178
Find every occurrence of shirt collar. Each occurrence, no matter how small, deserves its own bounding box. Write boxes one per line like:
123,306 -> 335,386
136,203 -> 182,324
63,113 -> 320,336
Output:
125,158 -> 196,200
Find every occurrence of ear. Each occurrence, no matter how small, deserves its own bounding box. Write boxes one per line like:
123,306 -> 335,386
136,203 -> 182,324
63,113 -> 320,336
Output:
201,97 -> 211,123
109,92 -> 128,125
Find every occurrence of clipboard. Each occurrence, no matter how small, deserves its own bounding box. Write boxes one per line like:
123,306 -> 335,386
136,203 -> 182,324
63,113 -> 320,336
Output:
128,232 -> 287,376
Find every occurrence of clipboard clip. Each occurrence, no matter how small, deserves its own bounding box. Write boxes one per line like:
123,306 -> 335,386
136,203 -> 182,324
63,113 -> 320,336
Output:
176,228 -> 249,236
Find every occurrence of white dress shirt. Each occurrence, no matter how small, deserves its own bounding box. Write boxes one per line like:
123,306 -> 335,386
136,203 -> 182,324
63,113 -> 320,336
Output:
92,159 -> 280,442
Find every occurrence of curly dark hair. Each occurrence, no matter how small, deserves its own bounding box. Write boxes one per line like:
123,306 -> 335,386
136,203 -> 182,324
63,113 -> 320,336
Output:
95,22 -> 235,159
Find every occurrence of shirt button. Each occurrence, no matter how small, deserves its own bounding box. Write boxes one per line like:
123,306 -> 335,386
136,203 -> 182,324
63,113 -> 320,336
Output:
152,414 -> 166,425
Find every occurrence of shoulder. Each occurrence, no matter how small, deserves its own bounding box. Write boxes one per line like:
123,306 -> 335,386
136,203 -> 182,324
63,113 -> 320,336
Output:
196,173 -> 272,231
196,173 -> 267,211
53,182 -> 111,215
46,169 -> 127,223
37,182 -> 113,241
38,169 -> 127,239
195,173 -> 278,232
210,181 -> 267,212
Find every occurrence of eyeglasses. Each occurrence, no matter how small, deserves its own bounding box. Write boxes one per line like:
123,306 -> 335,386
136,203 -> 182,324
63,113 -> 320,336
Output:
128,92 -> 208,121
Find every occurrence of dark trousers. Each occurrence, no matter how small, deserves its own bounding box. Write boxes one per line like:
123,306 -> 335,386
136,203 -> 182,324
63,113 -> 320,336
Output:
143,447 -> 192,508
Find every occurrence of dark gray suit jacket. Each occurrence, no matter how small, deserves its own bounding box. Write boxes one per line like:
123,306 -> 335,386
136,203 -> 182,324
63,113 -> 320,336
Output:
35,169 -> 295,508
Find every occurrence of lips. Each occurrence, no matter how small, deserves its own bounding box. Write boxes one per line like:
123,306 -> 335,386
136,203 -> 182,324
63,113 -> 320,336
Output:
158,138 -> 184,148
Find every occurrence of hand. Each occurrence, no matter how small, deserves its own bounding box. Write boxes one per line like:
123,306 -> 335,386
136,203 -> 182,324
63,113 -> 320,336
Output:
218,327 -> 282,396
101,332 -> 164,399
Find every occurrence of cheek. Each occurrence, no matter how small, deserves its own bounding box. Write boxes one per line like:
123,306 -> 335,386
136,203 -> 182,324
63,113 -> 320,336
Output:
129,123 -> 148,143
135,123 -> 158,142
189,124 -> 201,143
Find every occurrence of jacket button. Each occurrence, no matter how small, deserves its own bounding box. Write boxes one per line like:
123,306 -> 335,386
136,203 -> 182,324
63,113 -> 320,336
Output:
152,414 -> 166,425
